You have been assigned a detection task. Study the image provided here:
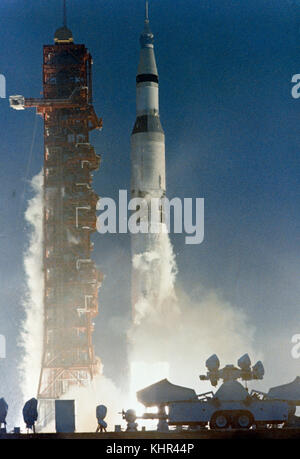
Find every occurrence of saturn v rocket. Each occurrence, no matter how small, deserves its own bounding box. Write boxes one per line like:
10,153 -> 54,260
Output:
131,4 -> 169,323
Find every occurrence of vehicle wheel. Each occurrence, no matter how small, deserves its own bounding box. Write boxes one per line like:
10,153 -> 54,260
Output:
210,412 -> 230,429
234,411 -> 253,429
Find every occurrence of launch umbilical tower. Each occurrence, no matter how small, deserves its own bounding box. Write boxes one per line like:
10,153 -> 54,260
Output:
11,12 -> 102,400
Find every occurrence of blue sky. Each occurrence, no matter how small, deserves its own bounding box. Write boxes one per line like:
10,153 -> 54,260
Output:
0,0 -> 299,425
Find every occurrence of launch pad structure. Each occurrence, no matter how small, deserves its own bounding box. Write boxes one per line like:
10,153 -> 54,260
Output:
11,15 -> 103,402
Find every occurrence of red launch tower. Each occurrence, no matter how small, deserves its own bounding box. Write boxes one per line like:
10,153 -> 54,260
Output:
11,19 -> 102,400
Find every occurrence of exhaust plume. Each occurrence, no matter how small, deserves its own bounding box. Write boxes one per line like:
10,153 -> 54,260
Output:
129,228 -> 258,393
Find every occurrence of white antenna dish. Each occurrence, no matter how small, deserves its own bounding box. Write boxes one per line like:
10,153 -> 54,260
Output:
206,354 -> 220,372
252,361 -> 265,379
238,353 -> 251,370
96,405 -> 107,421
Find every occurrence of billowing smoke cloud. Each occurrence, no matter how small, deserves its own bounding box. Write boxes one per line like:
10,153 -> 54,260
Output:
132,229 -> 179,325
128,228 -> 259,394
38,373 -> 125,433
20,170 -> 259,431
20,171 -> 124,432
61,374 -> 124,432
19,170 -> 44,403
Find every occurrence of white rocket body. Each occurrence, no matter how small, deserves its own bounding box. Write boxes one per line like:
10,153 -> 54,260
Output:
131,17 -> 168,321
131,24 -> 165,204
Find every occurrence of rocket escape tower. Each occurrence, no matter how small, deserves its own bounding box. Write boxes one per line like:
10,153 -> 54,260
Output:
11,3 -> 102,399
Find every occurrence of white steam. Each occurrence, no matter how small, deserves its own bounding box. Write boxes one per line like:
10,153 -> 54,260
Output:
132,228 -> 179,325
20,169 -> 259,431
66,229 -> 80,245
38,374 -> 125,433
21,171 -> 124,432
19,170 -> 44,403
61,374 -> 124,432
129,227 -> 259,394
